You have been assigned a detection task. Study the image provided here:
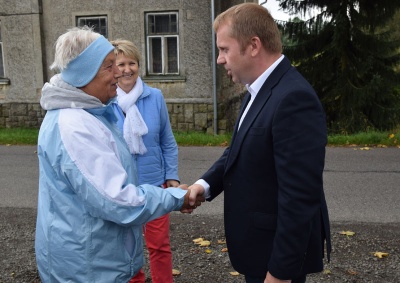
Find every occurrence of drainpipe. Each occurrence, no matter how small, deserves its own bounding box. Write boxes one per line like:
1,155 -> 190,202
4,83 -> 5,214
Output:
211,0 -> 217,135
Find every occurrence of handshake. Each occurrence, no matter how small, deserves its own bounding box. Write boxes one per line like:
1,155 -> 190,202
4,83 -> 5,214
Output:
178,184 -> 206,213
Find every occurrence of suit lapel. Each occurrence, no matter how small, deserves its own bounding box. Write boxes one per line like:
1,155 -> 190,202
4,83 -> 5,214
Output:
225,90 -> 272,172
229,92 -> 251,145
225,57 -> 292,173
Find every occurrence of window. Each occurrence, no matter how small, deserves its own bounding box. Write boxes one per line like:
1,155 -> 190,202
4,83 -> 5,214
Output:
0,21 -> 4,78
76,16 -> 108,38
146,12 -> 179,75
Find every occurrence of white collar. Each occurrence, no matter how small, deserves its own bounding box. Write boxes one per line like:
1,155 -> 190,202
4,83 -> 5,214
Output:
246,54 -> 285,97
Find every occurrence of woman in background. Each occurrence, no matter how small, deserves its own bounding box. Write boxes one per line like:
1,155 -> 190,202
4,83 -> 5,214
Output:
111,39 -> 179,283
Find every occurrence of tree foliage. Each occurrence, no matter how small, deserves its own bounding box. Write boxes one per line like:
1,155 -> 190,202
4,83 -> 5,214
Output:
277,0 -> 400,134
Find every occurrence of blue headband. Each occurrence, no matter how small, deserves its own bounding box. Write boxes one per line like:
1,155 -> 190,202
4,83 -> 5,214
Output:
61,35 -> 114,87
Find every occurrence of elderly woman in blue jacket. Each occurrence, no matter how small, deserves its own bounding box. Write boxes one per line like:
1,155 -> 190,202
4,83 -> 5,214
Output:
110,39 -> 179,283
36,27 -> 203,283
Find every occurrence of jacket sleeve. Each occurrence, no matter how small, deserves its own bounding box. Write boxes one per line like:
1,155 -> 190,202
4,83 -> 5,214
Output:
57,110 -> 186,226
201,146 -> 230,201
158,91 -> 180,182
268,87 -> 327,279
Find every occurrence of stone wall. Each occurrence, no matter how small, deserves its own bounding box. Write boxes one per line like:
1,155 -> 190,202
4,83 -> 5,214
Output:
0,103 -> 45,128
168,102 -> 222,134
0,101 -> 237,134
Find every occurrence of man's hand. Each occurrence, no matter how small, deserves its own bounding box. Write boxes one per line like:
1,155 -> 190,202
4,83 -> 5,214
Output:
180,184 -> 205,213
187,184 -> 205,206
178,184 -> 188,190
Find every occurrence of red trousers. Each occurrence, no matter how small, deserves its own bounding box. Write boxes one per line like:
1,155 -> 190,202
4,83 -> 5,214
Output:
129,213 -> 173,283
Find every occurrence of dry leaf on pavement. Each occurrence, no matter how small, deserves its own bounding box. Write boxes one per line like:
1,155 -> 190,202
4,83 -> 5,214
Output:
339,231 -> 355,236
373,252 -> 389,258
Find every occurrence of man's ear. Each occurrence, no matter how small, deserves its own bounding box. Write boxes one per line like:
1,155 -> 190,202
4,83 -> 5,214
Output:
250,36 -> 262,56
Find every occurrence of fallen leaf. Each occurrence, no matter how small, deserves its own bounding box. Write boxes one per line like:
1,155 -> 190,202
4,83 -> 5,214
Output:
220,141 -> 228,146
205,249 -> 212,254
347,269 -> 358,275
217,239 -> 226,244
359,147 -> 370,150
192,237 -> 203,243
230,271 -> 240,276
172,269 -> 181,276
198,240 -> 211,247
323,269 -> 331,274
373,252 -> 389,258
339,231 -> 355,236
221,247 -> 228,252
389,133 -> 395,139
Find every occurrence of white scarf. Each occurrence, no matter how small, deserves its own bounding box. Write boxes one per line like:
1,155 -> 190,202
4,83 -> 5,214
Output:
117,77 -> 148,155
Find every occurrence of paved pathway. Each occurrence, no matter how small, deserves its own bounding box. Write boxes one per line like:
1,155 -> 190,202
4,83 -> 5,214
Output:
1,145 -> 399,223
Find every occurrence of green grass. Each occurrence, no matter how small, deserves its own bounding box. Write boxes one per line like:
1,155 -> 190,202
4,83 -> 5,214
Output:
0,127 -> 399,147
328,131 -> 399,147
0,128 -> 39,145
173,131 -> 231,146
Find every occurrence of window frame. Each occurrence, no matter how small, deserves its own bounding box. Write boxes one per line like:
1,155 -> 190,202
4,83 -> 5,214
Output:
76,15 -> 108,38
145,12 -> 180,76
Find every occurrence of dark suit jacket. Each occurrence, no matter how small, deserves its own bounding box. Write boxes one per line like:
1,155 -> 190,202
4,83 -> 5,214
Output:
202,57 -> 331,280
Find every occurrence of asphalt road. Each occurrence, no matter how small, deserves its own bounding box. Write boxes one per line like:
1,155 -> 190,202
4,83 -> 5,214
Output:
0,145 -> 399,223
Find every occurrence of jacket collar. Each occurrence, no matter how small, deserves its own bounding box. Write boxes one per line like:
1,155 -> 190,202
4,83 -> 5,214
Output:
137,82 -> 151,101
85,99 -> 118,123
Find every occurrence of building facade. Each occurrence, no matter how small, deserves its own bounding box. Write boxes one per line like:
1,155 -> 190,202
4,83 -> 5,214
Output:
0,0 -> 254,133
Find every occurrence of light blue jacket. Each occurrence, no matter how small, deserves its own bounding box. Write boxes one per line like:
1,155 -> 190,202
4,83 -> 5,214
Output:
36,75 -> 186,282
113,81 -> 179,186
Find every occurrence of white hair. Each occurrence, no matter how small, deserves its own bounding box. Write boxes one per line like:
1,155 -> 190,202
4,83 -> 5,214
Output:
50,26 -> 101,72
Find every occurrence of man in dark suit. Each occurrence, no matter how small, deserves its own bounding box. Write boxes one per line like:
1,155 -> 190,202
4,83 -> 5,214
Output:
187,3 -> 331,283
